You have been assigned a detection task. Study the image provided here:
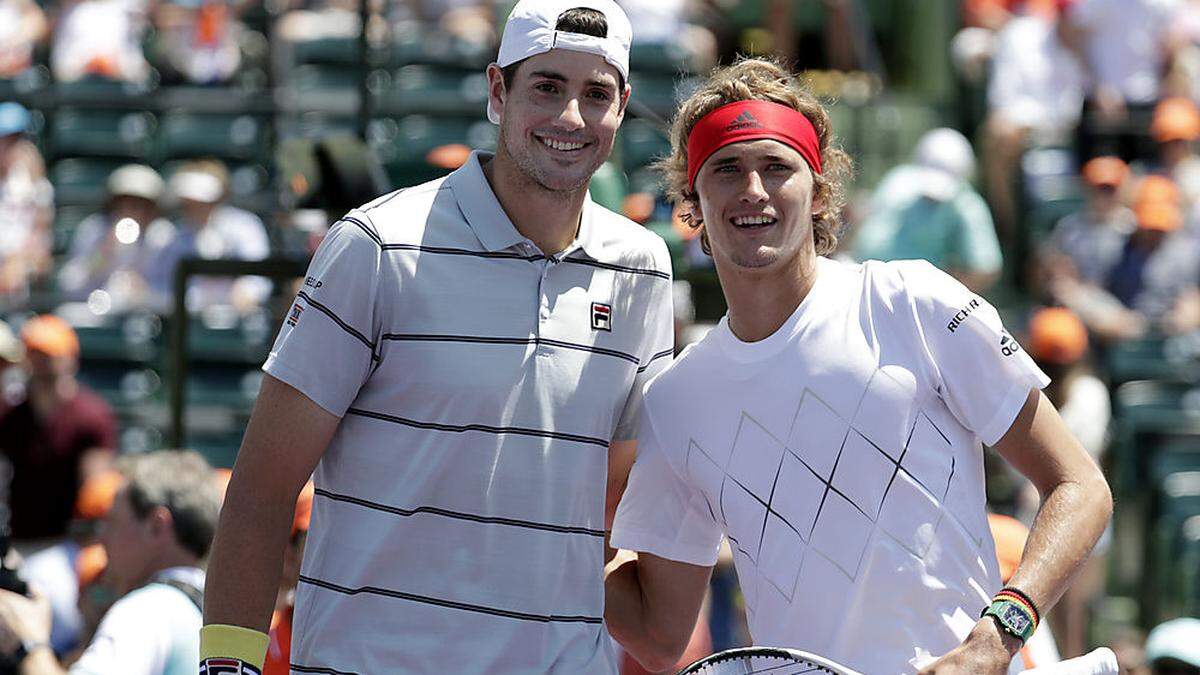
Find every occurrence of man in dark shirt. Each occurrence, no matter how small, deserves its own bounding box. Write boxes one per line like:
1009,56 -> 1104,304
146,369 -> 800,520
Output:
0,315 -> 115,542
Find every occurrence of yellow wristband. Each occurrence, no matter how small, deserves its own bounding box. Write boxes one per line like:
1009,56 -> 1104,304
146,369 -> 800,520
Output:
200,624 -> 270,670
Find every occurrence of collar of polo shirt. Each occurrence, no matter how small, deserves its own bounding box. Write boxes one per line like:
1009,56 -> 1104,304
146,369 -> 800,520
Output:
448,151 -> 604,259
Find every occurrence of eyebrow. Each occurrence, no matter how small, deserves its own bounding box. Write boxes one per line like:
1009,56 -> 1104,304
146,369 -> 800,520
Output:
528,70 -> 618,92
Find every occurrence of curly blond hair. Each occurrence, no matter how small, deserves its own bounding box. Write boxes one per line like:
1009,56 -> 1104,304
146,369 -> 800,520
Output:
655,57 -> 852,256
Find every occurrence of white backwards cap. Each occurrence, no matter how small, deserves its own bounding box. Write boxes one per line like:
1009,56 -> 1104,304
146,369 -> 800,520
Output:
488,0 -> 633,124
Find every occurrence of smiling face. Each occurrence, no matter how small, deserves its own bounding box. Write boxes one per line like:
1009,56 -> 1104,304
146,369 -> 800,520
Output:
488,49 -> 629,193
694,139 -> 819,272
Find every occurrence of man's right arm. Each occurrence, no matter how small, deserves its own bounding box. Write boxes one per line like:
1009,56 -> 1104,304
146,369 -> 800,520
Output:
605,551 -> 713,673
202,374 -> 339,642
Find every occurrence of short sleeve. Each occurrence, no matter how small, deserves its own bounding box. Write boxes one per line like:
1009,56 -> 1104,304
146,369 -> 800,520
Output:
610,411 -> 724,566
612,238 -> 675,441
898,261 -> 1050,446
263,213 -> 384,417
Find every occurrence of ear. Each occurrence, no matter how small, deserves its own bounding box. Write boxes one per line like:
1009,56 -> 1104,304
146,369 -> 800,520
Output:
616,82 -> 632,121
486,63 -> 507,122
147,505 -> 174,543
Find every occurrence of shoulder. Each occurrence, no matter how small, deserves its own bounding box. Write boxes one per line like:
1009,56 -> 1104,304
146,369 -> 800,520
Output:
353,176 -> 456,244
99,584 -> 199,633
586,205 -> 671,274
642,337 -> 717,408
71,387 -> 115,423
860,258 -> 976,319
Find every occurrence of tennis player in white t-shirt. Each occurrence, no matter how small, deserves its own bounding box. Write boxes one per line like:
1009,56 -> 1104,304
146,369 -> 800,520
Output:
606,58 -> 1113,675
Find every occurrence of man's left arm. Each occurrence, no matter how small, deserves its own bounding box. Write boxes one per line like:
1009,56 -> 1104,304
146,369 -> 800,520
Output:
920,389 -> 1113,674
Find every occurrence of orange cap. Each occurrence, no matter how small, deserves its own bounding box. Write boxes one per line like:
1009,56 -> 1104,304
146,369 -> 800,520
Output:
74,470 -> 124,521
1136,200 -> 1183,232
1028,307 -> 1088,365
1152,97 -> 1200,142
1081,156 -> 1128,188
20,315 -> 79,358
988,513 -> 1029,583
293,481 -> 314,535
212,468 -> 233,500
426,144 -> 472,170
75,543 -> 108,590
1134,175 -> 1182,207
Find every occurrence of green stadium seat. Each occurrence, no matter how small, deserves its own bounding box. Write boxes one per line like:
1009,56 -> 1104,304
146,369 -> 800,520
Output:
370,65 -> 488,117
158,111 -> 271,163
49,158 -> 127,206
628,72 -> 692,118
291,36 -> 365,67
387,28 -> 491,69
370,115 -> 495,187
629,43 -> 694,75
619,118 -> 670,174
53,78 -> 155,106
48,108 -> 155,160
52,205 -> 93,255
285,64 -> 363,102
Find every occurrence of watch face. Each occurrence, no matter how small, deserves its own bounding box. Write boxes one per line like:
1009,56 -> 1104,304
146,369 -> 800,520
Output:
1001,605 -> 1032,632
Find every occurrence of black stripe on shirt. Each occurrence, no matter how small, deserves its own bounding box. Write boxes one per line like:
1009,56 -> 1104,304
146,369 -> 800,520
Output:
314,487 -> 606,537
381,243 -> 545,262
295,291 -> 379,361
560,256 -> 671,280
344,408 -> 610,447
380,333 -> 640,365
637,348 -> 674,373
290,664 -> 359,675
375,243 -> 671,280
299,575 -> 603,625
338,216 -> 382,247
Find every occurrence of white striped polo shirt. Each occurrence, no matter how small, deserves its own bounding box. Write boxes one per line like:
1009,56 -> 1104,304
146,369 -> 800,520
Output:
263,151 -> 674,674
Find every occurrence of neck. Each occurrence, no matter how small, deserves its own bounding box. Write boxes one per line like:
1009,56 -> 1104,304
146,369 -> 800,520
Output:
481,153 -> 587,256
29,377 -> 77,420
718,247 -> 820,343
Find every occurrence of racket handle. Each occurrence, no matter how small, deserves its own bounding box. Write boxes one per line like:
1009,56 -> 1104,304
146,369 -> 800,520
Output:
1022,647 -> 1118,675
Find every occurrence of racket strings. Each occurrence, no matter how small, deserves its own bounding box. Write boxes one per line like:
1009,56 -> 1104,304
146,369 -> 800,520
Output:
686,656 -> 836,674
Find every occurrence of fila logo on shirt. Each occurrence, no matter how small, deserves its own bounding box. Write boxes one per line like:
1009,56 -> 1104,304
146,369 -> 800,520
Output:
591,302 -> 612,332
200,658 -> 261,675
725,111 -> 763,131
1000,331 -> 1023,357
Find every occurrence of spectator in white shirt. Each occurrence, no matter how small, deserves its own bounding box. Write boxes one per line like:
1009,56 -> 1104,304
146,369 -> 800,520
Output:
981,0 -> 1086,241
0,0 -> 47,77
51,0 -> 150,83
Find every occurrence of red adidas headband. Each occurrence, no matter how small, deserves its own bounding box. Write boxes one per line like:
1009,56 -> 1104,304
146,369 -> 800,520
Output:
686,100 -> 823,191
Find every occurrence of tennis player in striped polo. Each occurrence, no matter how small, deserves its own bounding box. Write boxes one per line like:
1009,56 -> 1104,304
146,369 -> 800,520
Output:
199,1 -> 674,672
605,58 -> 1112,675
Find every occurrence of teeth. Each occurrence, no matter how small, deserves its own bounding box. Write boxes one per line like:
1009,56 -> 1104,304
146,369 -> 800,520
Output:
539,137 -> 586,151
732,216 -> 775,226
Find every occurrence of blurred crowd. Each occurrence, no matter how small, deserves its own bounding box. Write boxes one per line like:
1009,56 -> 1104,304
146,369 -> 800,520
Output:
0,0 -> 1198,673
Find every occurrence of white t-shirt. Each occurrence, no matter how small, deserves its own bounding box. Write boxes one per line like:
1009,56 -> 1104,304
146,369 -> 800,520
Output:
70,566 -> 204,675
612,257 -> 1049,674
265,152 -> 673,674
1070,0 -> 1179,104
988,14 -> 1085,131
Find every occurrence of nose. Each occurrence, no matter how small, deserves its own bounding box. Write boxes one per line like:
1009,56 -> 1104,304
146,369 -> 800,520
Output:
555,98 -> 586,131
739,170 -> 769,203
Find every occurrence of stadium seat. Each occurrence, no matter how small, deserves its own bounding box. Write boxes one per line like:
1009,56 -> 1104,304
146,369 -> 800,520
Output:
47,108 -> 155,160
49,157 -> 128,206
619,118 -> 671,174
290,36 -> 365,67
282,64 -> 364,113
387,27 -> 491,69
628,43 -> 693,75
371,115 -> 495,187
52,205 -> 93,255
157,110 -> 271,163
627,72 -> 694,119
370,65 -> 488,117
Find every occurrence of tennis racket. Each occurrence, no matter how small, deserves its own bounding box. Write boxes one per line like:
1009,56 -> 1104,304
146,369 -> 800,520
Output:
676,647 -> 1119,675
676,647 -> 861,675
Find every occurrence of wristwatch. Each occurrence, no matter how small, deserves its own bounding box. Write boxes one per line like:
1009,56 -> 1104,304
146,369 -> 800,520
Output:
982,598 -> 1036,644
